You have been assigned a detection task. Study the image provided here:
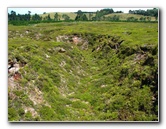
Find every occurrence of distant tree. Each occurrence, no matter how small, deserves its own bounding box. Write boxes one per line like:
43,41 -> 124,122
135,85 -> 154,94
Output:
155,16 -> 158,21
8,13 -> 10,21
28,11 -> 31,14
43,12 -> 46,14
92,16 -> 96,21
10,10 -> 17,20
75,10 -> 88,21
153,8 -> 158,21
89,12 -> 93,20
47,14 -> 51,21
54,13 -> 59,21
24,14 -> 29,21
93,8 -> 114,21
58,15 -> 61,20
43,16 -> 47,21
147,16 -> 151,21
134,18 -> 138,21
102,16 -> 106,21
75,10 -> 83,21
82,14 -> 88,21
129,8 -> 158,20
115,11 -> 123,13
139,17 -> 146,21
16,14 -> 21,21
101,8 -> 114,14
32,13 -> 42,21
77,10 -> 83,15
127,17 -> 138,21
27,11 -> 31,21
95,10 -> 101,21
112,15 -> 120,21
129,10 -> 134,14
62,14 -> 70,21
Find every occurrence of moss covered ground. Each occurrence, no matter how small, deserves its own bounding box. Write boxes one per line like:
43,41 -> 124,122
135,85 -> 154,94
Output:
8,21 -> 158,121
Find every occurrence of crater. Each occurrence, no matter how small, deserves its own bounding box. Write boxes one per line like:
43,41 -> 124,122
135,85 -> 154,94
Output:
56,33 -> 125,51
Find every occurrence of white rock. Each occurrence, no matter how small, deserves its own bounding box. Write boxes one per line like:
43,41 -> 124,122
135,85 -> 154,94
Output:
45,54 -> 50,58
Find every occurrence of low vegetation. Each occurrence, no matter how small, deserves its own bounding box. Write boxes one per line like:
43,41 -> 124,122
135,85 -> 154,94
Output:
8,21 -> 158,121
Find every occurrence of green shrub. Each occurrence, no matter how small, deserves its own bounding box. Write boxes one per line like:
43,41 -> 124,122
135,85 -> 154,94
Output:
8,108 -> 19,121
39,106 -> 57,121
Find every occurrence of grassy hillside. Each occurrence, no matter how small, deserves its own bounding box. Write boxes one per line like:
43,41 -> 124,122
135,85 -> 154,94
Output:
105,13 -> 156,21
39,12 -> 96,20
38,12 -> 156,21
40,12 -> 77,20
8,21 -> 158,121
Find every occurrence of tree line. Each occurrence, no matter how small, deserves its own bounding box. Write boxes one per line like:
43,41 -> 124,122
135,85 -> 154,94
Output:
128,8 -> 158,20
8,8 -> 158,25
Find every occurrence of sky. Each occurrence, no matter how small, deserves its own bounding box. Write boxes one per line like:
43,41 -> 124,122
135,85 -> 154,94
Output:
8,7 -> 154,14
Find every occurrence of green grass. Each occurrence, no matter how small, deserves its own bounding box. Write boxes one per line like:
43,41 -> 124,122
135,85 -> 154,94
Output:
105,13 -> 156,21
8,21 -> 158,121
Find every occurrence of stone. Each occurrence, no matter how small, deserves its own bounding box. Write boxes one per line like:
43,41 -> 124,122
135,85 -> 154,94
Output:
59,48 -> 66,53
45,54 -> 50,58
